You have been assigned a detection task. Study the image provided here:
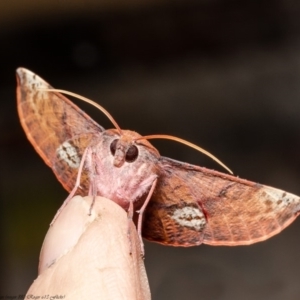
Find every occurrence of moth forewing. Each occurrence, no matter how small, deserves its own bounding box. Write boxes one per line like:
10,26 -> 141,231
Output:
16,68 -> 103,194
142,157 -> 300,246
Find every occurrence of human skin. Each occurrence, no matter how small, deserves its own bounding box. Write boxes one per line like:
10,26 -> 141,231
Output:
26,196 -> 151,300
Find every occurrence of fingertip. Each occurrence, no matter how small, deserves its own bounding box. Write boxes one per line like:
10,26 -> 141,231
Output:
31,196 -> 150,299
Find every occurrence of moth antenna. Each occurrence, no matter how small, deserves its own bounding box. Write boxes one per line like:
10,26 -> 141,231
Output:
40,88 -> 122,134
136,134 -> 233,174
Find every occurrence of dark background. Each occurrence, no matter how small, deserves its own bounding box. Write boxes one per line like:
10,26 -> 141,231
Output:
2,1 -> 300,299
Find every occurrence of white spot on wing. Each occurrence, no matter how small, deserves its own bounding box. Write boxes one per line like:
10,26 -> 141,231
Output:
57,141 -> 81,168
263,186 -> 300,211
171,206 -> 206,231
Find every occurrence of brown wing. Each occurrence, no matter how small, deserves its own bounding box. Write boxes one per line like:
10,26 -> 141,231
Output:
142,156 -> 300,246
16,68 -> 104,194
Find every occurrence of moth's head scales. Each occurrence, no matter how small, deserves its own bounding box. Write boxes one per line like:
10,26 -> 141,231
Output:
105,129 -> 160,167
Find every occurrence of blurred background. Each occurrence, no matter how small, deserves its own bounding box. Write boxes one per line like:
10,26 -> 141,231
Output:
1,0 -> 300,299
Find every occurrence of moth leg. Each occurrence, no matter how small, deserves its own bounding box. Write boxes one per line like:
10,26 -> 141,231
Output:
88,151 -> 98,216
127,199 -> 134,255
50,147 -> 90,225
137,177 -> 158,256
88,183 -> 92,196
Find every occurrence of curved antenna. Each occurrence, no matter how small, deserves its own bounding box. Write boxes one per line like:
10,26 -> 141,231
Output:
40,88 -> 122,134
136,134 -> 233,174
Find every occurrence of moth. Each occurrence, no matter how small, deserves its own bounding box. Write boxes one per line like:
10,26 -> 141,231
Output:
17,67 -> 300,249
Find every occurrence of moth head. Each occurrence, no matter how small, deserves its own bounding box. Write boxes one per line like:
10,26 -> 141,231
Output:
108,129 -> 159,168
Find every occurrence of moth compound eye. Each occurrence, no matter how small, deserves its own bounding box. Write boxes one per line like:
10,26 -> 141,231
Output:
110,139 -> 118,156
125,145 -> 138,162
